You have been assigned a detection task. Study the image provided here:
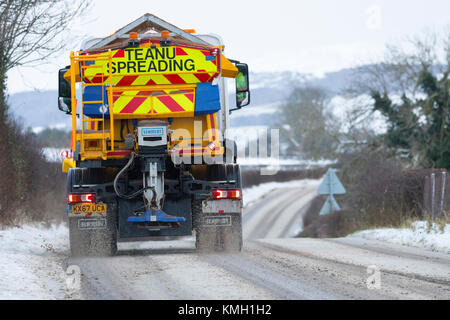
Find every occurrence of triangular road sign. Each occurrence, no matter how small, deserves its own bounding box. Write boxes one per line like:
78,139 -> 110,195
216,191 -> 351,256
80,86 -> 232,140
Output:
318,168 -> 346,195
319,195 -> 341,216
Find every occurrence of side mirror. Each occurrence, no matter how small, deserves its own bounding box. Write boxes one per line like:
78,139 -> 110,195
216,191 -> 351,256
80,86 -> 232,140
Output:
235,63 -> 250,109
58,68 -> 72,114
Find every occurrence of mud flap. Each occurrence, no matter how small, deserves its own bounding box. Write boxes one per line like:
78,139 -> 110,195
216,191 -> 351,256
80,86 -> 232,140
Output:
195,199 -> 243,252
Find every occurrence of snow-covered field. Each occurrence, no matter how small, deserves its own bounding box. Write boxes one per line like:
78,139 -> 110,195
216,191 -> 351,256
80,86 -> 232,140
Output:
349,221 -> 450,254
42,148 -> 65,163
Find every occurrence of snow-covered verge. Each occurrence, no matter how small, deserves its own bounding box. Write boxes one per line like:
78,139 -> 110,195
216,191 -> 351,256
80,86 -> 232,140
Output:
42,148 -> 65,163
0,223 -> 75,300
238,157 -> 336,168
349,221 -> 450,254
243,179 -> 322,207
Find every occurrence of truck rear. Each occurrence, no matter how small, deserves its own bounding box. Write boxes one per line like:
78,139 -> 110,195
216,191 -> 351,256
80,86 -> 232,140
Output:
58,14 -> 250,256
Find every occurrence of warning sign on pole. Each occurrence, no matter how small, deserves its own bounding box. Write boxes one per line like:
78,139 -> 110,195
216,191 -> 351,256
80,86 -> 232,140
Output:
318,168 -> 346,216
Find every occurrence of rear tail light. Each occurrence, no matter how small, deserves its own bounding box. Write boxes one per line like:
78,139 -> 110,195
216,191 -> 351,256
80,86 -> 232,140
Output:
68,193 -> 96,204
212,189 -> 241,200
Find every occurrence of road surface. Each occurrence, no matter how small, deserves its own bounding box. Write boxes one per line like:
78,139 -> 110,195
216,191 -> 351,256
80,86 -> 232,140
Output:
66,182 -> 450,300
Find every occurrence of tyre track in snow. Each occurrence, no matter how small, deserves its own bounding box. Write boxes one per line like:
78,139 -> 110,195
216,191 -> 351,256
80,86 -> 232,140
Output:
244,182 -> 320,239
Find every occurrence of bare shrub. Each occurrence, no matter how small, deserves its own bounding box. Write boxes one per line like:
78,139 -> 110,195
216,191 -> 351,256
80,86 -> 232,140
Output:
299,209 -> 361,238
341,150 -> 423,229
299,150 -> 427,238
0,117 -> 66,225
301,195 -> 326,228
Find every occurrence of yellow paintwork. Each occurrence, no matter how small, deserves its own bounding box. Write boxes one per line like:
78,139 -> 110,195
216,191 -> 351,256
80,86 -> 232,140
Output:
64,61 -> 81,83
65,40 -> 232,164
81,46 -> 219,85
62,158 -> 76,173
220,54 -> 238,78
108,84 -> 196,117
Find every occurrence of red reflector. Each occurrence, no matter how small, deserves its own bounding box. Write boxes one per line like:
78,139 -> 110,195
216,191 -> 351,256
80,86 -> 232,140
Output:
212,189 -> 241,200
68,193 -> 96,204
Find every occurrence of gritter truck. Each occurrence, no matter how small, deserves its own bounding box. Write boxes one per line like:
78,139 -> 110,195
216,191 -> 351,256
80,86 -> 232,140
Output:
58,14 -> 250,256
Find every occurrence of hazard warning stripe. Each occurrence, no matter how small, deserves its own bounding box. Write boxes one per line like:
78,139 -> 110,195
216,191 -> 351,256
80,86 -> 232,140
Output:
194,73 -> 212,82
113,49 -> 125,58
110,90 -> 195,115
156,96 -> 185,112
116,75 -> 139,86
185,93 -> 194,102
164,74 -> 186,84
176,47 -> 188,56
112,91 -> 123,103
120,96 -> 147,114
84,72 -> 217,85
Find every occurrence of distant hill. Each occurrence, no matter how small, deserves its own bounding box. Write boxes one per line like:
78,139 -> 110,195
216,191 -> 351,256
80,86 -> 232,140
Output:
7,67 -> 363,132
7,90 -> 71,131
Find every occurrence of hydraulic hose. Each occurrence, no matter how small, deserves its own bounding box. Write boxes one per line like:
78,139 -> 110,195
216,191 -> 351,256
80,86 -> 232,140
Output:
113,152 -> 145,199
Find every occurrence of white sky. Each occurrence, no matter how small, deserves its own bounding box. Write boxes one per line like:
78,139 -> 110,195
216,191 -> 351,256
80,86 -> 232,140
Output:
7,0 -> 450,94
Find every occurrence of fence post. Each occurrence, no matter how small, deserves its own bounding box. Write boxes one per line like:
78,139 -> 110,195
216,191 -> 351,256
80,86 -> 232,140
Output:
431,173 -> 436,218
440,171 -> 447,217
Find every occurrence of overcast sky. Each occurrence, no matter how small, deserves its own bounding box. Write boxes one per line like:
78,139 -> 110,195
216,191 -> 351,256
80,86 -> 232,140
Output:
7,0 -> 450,94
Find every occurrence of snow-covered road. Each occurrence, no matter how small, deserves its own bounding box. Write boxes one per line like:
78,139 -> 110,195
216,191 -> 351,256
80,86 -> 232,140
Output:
1,180 -> 449,300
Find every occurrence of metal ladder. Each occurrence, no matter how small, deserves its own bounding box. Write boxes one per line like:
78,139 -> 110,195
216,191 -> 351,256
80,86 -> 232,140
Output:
70,51 -> 116,160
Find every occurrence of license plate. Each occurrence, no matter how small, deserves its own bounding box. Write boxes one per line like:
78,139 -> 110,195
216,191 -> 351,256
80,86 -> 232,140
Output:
203,216 -> 232,227
78,219 -> 106,230
69,203 -> 107,216
202,200 -> 242,214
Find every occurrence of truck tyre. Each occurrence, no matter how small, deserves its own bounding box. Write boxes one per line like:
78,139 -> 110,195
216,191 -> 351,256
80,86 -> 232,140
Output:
67,168 -> 118,257
193,201 -> 243,252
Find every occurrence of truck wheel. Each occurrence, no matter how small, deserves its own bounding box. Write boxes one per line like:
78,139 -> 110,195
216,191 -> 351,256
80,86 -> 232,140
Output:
193,201 -> 243,252
68,204 -> 118,257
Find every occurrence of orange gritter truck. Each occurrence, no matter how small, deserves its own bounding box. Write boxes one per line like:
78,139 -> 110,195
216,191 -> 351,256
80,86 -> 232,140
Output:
58,14 -> 250,256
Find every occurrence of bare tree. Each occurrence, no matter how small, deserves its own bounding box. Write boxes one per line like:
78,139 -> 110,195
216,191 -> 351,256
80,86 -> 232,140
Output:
277,86 -> 341,160
0,0 -> 90,122
344,28 -> 450,168
0,0 -> 89,223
